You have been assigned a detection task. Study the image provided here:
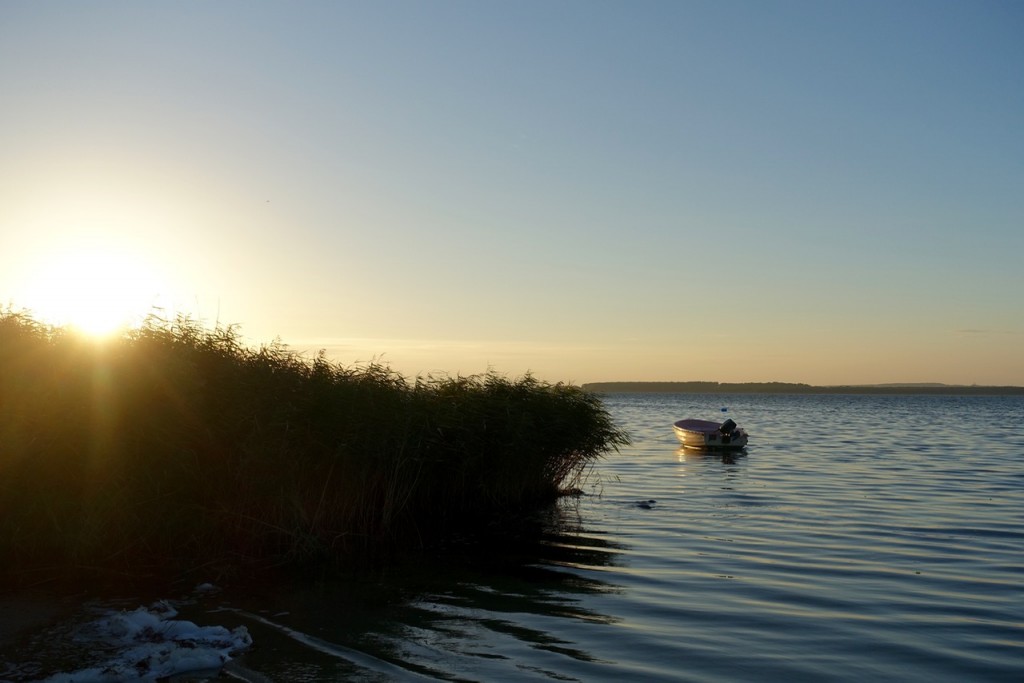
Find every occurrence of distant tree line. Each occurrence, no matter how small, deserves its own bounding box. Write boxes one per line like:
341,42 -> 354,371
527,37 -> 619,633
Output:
581,381 -> 1024,395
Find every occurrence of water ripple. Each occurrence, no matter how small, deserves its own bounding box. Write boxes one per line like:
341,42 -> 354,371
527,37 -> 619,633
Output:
10,394 -> 1019,681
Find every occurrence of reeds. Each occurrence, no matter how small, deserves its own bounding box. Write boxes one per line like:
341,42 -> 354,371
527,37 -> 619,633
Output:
0,310 -> 627,575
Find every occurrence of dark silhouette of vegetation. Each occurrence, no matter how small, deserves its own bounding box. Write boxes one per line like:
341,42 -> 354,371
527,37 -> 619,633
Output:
0,311 -> 627,577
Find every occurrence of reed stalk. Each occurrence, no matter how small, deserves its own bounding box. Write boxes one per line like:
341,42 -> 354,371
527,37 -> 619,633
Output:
0,310 -> 628,576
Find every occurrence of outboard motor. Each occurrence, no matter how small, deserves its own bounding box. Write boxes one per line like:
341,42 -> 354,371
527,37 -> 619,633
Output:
719,419 -> 737,435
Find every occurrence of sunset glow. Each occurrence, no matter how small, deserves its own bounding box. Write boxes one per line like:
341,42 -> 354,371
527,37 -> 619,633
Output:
19,246 -> 165,337
1,2 -> 1021,385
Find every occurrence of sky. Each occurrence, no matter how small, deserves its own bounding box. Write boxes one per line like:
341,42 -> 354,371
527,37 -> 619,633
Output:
1,0 -> 1022,386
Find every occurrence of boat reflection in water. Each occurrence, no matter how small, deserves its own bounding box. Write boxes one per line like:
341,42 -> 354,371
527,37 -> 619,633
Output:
676,445 -> 748,465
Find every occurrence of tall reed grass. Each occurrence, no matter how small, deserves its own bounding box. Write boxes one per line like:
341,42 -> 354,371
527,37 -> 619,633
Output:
0,310 -> 627,576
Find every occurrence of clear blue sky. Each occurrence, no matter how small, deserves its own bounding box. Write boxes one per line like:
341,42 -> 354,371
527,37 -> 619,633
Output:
2,1 -> 1022,385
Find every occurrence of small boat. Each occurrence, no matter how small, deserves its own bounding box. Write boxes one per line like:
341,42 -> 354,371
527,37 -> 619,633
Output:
673,418 -> 748,450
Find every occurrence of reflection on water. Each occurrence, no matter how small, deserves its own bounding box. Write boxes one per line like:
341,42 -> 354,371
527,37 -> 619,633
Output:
1,505 -> 628,682
219,500 -> 630,681
3,393 -> 1024,681
676,445 -> 748,466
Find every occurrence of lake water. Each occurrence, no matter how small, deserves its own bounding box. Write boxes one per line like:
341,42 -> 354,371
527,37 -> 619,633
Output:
3,393 -> 1023,681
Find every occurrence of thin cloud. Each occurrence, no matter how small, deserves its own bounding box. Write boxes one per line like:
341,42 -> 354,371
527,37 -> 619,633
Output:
956,328 -> 1018,335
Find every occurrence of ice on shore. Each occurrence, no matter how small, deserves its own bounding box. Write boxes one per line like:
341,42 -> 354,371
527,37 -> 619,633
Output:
43,600 -> 252,682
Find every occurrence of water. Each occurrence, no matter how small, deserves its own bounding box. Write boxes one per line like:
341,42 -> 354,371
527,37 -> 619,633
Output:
3,393 -> 1023,681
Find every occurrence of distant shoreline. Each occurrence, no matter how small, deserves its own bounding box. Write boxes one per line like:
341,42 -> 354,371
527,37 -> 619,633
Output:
582,382 -> 1024,396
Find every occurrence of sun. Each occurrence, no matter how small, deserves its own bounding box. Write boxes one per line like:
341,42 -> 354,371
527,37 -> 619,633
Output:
21,246 -> 166,337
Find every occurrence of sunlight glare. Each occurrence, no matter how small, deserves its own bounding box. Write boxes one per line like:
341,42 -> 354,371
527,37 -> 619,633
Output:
21,246 -> 166,337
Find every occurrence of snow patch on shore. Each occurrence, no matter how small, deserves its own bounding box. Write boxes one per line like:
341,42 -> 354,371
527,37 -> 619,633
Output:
43,600 -> 251,682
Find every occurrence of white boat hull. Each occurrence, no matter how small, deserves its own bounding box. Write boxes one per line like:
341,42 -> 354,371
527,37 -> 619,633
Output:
673,419 -> 748,450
